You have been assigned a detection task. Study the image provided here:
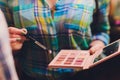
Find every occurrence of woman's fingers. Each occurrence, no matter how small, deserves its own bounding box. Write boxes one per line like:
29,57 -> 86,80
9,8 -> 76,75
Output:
8,27 -> 27,35
89,40 -> 105,55
10,38 -> 22,43
8,27 -> 28,51
9,34 -> 26,41
9,27 -> 27,41
89,45 -> 101,55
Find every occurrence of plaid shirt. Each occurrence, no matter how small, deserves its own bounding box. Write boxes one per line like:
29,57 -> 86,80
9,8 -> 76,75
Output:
0,9 -> 18,80
0,0 -> 110,79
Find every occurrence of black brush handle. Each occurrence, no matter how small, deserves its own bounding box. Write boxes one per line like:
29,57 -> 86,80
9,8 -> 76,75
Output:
24,34 -> 52,54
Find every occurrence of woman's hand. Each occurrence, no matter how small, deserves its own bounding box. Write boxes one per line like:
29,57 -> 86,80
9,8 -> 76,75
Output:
89,40 -> 105,55
8,27 -> 27,52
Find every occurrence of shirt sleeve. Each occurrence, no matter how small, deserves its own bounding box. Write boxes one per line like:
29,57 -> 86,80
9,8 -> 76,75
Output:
91,0 -> 110,45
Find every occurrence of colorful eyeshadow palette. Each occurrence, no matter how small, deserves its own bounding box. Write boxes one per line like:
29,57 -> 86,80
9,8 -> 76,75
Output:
48,50 -> 91,69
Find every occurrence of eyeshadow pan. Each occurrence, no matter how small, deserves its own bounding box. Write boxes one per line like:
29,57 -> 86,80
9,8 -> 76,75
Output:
74,61 -> 83,65
54,61 -> 62,64
76,59 -> 84,62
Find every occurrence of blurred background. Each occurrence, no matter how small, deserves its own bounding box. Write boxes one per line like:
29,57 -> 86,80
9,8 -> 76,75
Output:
109,0 -> 120,42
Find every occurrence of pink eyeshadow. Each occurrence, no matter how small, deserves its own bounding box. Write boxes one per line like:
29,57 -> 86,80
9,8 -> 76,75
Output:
74,61 -> 83,65
54,61 -> 62,64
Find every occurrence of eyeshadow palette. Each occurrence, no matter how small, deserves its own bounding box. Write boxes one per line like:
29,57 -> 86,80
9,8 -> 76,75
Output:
48,50 -> 91,69
48,39 -> 120,70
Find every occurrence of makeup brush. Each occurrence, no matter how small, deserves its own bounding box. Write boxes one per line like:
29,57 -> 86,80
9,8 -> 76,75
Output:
26,35 -> 52,54
22,29 -> 52,54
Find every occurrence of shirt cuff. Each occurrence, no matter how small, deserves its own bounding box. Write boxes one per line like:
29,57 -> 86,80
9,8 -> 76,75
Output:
92,32 -> 110,45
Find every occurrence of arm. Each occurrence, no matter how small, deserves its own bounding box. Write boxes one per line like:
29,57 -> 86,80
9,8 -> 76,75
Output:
89,0 -> 110,54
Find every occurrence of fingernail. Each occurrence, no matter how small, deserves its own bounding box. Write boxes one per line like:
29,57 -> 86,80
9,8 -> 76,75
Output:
89,48 -> 95,55
21,28 -> 27,35
16,38 -> 22,42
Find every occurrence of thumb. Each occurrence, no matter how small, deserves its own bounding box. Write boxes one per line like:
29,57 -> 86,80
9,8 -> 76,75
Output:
89,45 -> 103,55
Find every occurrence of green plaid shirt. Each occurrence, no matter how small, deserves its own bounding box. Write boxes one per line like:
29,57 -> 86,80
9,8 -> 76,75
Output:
0,0 -> 110,79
